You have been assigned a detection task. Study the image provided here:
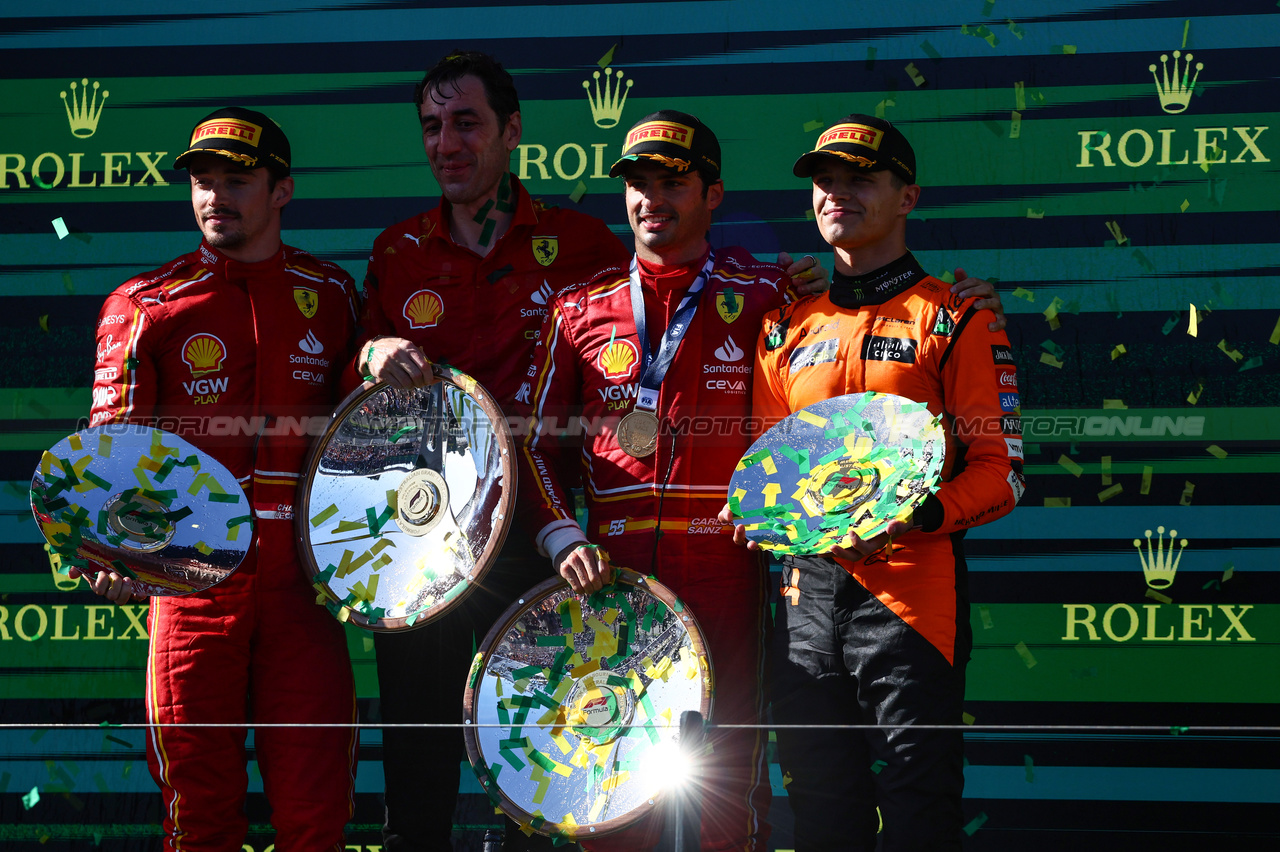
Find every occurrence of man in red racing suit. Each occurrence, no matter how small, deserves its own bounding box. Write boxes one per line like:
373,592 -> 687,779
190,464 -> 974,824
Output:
352,52 -> 630,852
516,110 -> 827,852
83,107 -> 360,851
738,114 -> 1024,851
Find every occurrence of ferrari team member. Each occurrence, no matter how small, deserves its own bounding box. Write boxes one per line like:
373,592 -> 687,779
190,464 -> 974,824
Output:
82,108 -> 360,850
733,115 -> 1025,851
517,109 -> 824,852
351,51 -> 630,852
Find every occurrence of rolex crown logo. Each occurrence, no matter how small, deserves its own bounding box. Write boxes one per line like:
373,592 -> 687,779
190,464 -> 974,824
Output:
1149,50 -> 1203,114
60,78 -> 109,138
1133,525 -> 1187,589
583,67 -> 634,129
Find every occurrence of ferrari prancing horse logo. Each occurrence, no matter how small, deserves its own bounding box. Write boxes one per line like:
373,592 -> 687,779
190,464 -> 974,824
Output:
533,237 -> 559,267
294,287 -> 318,318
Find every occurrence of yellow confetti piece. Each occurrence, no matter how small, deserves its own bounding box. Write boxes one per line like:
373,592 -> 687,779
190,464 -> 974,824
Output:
761,453 -> 777,475
597,44 -> 617,67
1042,296 -> 1063,322
1060,44 -> 1077,54
1101,455 -> 1112,486
1188,304 -> 1198,337
601,770 -> 630,791
1040,352 -> 1063,368
1014,81 -> 1026,110
1058,455 -> 1083,477
1187,383 -> 1204,405
1102,399 -> 1126,409
1206,445 -> 1227,460
336,606 -> 351,624
804,208 -> 816,221
1180,199 -> 1190,212
762,482 -> 781,508
310,504 -> 339,527
1216,339 -> 1243,362
1010,111 -> 1022,138
194,541 -> 213,555
1140,465 -> 1153,495
979,606 -> 994,629
904,62 -> 926,87
1043,497 -> 1071,507
802,119 -> 824,132
1269,315 -> 1280,345
1179,480 -> 1195,506
1110,344 -> 1127,360
1223,564 -> 1235,582
962,712 -> 976,725
1014,641 -> 1037,668
1145,588 -> 1173,605
569,181 -> 587,203
69,434 -> 83,452
588,793 -> 607,821
1011,287 -> 1035,302
570,659 -> 600,679
874,98 -> 895,119
797,410 -> 827,427
1027,208 -> 1045,219
1104,220 -> 1128,246
1097,483 -> 1123,503
52,217 -> 69,239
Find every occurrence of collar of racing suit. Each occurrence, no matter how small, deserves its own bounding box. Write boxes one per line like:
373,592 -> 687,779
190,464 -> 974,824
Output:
635,246 -> 712,295
828,250 -> 926,309
198,239 -> 285,286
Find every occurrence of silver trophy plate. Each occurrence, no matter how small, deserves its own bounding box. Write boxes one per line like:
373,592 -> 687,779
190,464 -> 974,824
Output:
463,569 -> 713,842
728,392 -> 946,554
29,425 -> 252,596
297,366 -> 515,631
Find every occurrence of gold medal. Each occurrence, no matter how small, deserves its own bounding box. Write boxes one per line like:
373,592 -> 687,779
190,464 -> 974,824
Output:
616,410 -> 659,458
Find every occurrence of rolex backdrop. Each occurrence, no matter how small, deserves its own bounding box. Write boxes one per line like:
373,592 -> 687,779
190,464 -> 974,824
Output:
1,1 -> 1278,849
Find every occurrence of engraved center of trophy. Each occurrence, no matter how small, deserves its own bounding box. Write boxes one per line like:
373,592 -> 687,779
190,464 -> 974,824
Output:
104,491 -> 176,553
802,461 -> 880,519
566,669 -> 634,746
396,468 -> 450,536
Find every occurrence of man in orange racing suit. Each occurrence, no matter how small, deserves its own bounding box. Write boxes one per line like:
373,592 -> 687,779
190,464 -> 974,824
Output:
731,114 -> 1024,851
83,107 -> 360,851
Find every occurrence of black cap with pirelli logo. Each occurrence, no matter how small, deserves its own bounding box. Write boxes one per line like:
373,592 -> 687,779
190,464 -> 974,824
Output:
174,107 -> 291,176
609,109 -> 721,181
792,114 -> 916,185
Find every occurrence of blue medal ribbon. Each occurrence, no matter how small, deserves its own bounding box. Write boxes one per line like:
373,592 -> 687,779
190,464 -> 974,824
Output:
626,251 -> 716,413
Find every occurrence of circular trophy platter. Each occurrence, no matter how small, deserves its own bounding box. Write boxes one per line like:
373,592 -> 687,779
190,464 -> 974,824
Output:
297,366 -> 516,630
728,392 -> 945,554
463,569 -> 712,842
29,425 -> 252,596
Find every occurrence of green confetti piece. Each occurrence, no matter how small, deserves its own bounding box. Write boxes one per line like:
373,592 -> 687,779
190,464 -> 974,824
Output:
207,491 -> 239,504
478,217 -> 497,246
920,41 -> 942,60
1239,356 -> 1263,372
803,119 -> 823,132
471,198 -> 495,224
22,786 -> 40,810
225,514 -> 252,529
963,812 -> 988,835
738,449 -> 770,469
870,759 -> 888,774
597,43 -> 617,67
1170,726 -> 1189,736
535,634 -> 569,646
81,470 -> 111,491
1024,754 -> 1035,782
569,180 -> 587,203
527,750 -> 556,773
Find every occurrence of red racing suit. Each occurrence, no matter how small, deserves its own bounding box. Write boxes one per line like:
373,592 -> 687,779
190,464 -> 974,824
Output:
753,251 -> 1023,850
91,240 -> 360,851
519,245 -> 791,852
358,174 -> 630,852
357,174 -> 629,404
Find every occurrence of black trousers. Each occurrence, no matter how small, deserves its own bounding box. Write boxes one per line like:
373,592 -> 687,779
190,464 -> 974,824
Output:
376,523 -> 556,852
771,555 -> 970,852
